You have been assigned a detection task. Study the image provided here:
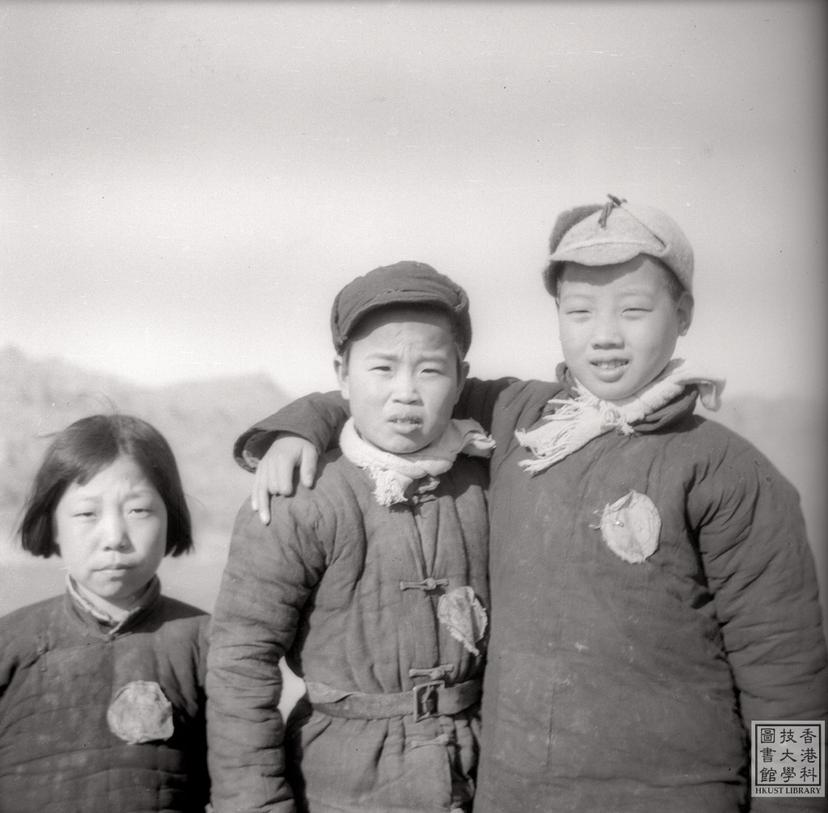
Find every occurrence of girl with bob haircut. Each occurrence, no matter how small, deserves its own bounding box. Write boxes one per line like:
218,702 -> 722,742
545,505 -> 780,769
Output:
20,413 -> 193,558
0,413 -> 210,813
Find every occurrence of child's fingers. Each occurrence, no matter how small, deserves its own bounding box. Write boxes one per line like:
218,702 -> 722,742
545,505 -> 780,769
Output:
250,435 -> 317,524
256,482 -> 272,525
252,467 -> 273,525
299,446 -> 320,488
250,468 -> 260,510
273,454 -> 299,497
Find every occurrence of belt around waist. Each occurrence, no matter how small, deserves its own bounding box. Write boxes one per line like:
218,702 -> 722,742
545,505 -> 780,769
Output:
306,678 -> 482,723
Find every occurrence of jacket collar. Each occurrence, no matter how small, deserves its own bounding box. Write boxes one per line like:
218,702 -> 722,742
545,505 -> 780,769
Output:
64,575 -> 162,636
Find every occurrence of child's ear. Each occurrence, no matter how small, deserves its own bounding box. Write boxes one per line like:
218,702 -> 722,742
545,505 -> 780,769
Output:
334,355 -> 350,401
676,292 -> 694,336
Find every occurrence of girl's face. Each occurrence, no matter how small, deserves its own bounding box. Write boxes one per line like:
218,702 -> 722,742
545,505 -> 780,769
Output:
54,454 -> 167,615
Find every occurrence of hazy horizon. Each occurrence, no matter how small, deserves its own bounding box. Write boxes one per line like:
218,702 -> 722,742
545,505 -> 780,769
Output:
1,2 -> 825,403
1,339 -> 826,633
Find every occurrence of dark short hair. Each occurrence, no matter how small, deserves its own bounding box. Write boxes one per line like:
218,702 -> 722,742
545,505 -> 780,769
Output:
19,414 -> 193,559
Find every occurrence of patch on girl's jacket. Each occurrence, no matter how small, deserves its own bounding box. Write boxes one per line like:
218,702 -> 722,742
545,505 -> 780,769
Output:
437,586 -> 488,656
107,680 -> 174,744
600,490 -> 661,564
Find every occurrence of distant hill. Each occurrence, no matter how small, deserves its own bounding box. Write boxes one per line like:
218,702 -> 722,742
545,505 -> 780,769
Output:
0,346 -> 824,622
1,344 -> 824,543
0,345 -> 289,557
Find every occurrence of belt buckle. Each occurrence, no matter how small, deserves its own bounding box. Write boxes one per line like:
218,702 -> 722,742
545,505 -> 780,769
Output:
413,679 -> 445,722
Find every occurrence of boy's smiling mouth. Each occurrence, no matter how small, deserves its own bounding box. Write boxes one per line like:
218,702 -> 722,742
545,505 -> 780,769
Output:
388,415 -> 423,429
591,359 -> 629,370
590,359 -> 630,382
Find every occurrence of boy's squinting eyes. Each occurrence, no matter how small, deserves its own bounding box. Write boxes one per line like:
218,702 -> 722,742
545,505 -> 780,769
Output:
336,308 -> 467,455
557,255 -> 693,402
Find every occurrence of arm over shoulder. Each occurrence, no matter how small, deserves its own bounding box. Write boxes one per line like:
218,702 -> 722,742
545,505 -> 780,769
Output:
233,376 -> 562,472
233,391 -> 349,471
453,376 -> 519,431
457,377 -> 565,446
234,377 -> 527,469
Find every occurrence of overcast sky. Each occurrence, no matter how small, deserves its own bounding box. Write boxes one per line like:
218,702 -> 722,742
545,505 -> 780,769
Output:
1,1 -> 825,401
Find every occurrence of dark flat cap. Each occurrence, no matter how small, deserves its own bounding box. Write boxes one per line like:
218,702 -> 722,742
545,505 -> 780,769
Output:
331,260 -> 472,356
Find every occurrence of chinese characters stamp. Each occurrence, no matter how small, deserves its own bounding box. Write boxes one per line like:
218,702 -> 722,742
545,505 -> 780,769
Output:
752,721 -> 825,798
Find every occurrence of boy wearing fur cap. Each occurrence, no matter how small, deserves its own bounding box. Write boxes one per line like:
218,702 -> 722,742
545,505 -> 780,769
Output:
233,197 -> 828,812
207,261 -> 493,813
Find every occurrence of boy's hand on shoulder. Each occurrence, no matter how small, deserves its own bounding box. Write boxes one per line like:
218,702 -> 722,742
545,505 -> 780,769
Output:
251,433 -> 319,524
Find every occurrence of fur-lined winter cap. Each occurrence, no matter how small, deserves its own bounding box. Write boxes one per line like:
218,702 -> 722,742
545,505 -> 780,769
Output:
544,195 -> 694,295
331,260 -> 472,356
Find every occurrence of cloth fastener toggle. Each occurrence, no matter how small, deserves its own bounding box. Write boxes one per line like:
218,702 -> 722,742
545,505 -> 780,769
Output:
409,664 -> 455,681
399,577 -> 449,592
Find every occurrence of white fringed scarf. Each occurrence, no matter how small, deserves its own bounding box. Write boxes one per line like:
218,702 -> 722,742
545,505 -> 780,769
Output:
515,359 -> 724,474
339,417 -> 495,505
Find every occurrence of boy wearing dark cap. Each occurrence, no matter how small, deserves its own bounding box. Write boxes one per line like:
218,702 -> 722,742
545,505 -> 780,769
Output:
207,261 -> 493,813
234,198 -> 828,812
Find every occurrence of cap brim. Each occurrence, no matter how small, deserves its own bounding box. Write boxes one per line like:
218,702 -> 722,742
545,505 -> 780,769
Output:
549,238 -> 663,268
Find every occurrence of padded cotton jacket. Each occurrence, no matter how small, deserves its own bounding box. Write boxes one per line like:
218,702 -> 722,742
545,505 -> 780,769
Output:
207,451 -> 489,813
0,584 -> 209,813
462,375 -> 828,813
235,374 -> 828,813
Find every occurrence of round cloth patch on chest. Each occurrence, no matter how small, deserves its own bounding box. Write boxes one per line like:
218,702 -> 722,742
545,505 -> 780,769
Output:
600,490 -> 662,564
107,680 -> 174,744
438,586 -> 488,656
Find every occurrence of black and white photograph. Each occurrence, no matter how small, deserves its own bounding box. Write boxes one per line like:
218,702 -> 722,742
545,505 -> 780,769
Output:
1,2 -> 825,811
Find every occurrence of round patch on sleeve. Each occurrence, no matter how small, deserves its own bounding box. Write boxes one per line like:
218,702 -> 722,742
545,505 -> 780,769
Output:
107,680 -> 174,744
600,490 -> 661,563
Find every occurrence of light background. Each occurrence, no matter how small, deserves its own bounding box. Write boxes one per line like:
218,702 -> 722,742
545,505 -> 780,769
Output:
2,0 -> 825,404
0,0 -> 826,713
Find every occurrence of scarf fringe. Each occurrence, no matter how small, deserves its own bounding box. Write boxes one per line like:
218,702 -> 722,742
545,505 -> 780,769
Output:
340,418 -> 494,506
516,359 -> 724,474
